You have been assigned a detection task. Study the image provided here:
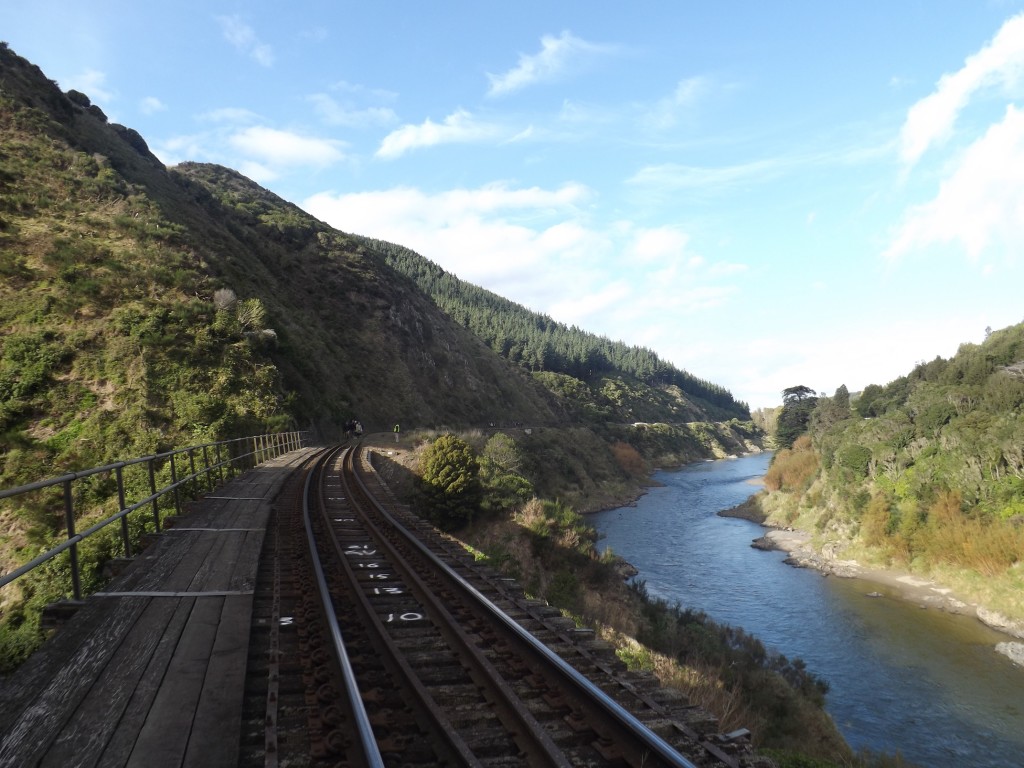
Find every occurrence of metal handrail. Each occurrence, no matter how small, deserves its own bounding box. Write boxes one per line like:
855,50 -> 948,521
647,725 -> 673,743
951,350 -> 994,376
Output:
0,430 -> 309,599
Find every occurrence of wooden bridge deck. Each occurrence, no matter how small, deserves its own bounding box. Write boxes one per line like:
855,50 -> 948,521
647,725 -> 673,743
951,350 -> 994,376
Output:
0,448 -> 316,768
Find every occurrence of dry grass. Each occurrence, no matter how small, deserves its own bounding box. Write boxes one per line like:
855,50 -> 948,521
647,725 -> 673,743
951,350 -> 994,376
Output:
598,625 -> 765,735
921,491 -> 1024,576
764,448 -> 818,493
610,441 -> 647,477
513,497 -> 546,531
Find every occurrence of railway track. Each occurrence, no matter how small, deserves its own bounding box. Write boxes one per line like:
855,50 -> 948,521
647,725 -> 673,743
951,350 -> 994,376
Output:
240,444 -> 763,767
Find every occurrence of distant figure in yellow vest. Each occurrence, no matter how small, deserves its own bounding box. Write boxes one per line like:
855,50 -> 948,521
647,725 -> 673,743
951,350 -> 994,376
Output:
393,423 -> 400,443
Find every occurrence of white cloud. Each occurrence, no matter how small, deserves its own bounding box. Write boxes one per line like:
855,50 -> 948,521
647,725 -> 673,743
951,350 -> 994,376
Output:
376,110 -> 504,158
64,68 -> 114,103
217,15 -> 274,67
305,182 -> 589,235
327,80 -> 398,102
139,96 -> 166,115
151,134 -> 204,167
304,183 -> 600,313
626,227 -> 691,264
228,126 -> 346,167
308,93 -> 397,127
302,183 -> 748,360
200,107 -> 262,125
627,160 -> 781,192
887,104 -> 1024,263
487,31 -> 614,96
900,12 -> 1024,166
157,122 -> 346,182
237,160 -> 277,184
558,99 -> 614,125
712,311 -> 999,409
548,280 -> 633,322
640,76 -> 710,131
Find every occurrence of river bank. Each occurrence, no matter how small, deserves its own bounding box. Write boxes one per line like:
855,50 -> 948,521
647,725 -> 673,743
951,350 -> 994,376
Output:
719,495 -> 1024,666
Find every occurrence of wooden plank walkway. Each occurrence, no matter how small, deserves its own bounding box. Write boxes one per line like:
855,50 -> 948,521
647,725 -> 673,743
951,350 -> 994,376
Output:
0,447 -> 317,768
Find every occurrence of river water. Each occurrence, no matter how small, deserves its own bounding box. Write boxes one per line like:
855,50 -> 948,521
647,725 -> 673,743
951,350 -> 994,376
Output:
589,453 -> 1024,767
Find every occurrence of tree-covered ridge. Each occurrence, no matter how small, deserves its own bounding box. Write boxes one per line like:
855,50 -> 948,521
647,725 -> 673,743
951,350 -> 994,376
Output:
766,322 -> 1024,594
839,324 -> 1024,519
362,238 -> 749,420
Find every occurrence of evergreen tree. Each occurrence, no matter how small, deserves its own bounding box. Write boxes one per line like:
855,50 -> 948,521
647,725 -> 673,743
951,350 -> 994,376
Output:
364,237 -> 750,418
776,385 -> 818,448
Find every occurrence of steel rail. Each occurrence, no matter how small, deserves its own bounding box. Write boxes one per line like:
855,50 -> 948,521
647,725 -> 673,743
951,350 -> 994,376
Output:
300,445 -> 385,768
335,446 -> 571,767
348,445 -> 704,768
321,447 -> 493,765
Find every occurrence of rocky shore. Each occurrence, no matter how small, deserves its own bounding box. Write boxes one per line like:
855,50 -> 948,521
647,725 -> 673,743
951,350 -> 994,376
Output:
722,501 -> 1024,666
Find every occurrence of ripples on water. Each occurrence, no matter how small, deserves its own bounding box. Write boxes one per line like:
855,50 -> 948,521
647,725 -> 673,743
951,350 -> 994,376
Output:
589,453 -> 1024,768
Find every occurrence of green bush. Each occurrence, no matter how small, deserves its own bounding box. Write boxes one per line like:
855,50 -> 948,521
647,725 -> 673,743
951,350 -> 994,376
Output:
419,434 -> 481,529
836,444 -> 871,478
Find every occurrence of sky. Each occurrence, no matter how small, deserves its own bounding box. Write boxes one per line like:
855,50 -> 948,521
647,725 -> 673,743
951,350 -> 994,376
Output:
4,2 -> 1024,409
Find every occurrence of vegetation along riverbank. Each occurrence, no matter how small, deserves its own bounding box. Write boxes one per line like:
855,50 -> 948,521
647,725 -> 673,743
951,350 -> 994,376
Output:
723,326 -> 1024,667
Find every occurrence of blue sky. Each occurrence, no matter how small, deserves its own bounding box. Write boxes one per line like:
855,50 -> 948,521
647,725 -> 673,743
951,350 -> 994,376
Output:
4,2 -> 1024,409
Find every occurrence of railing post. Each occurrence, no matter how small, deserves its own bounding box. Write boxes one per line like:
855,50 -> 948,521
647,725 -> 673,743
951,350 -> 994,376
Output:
63,479 -> 82,601
215,442 -> 225,485
170,454 -> 182,516
116,465 -> 132,559
188,448 -> 198,499
148,457 -> 161,532
202,445 -> 213,492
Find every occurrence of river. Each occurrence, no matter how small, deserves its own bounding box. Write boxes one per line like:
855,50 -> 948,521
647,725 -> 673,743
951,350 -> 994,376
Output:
589,453 -> 1024,767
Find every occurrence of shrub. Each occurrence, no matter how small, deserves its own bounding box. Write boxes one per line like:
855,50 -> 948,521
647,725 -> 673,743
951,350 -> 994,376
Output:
611,441 -> 647,477
418,434 -> 481,530
836,444 -> 872,478
764,443 -> 818,493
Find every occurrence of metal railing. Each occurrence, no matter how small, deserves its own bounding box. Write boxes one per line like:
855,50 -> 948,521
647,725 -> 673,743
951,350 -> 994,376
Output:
0,430 -> 308,601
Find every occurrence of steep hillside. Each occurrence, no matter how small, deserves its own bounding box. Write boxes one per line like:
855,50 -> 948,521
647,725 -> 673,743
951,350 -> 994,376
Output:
0,42 -> 563,490
0,39 -> 760,490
